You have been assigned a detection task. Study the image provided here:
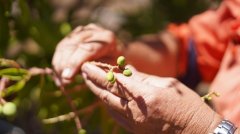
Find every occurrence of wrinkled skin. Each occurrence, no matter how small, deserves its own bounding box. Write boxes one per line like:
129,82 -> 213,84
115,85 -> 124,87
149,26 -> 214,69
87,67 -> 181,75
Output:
81,63 -> 221,134
51,23 -> 225,134
210,43 -> 240,126
52,24 -> 118,84
52,23 -> 179,85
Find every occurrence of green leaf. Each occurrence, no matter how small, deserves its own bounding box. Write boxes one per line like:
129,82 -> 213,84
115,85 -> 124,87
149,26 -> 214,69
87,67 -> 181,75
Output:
0,68 -> 29,81
0,59 -> 20,68
1,80 -> 26,97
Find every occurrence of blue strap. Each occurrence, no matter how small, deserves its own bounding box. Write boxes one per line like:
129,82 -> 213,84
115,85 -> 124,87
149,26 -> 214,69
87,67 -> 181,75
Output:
178,39 -> 201,89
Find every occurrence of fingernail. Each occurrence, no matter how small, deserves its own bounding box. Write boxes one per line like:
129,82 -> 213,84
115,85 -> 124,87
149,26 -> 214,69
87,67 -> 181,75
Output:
62,68 -> 74,79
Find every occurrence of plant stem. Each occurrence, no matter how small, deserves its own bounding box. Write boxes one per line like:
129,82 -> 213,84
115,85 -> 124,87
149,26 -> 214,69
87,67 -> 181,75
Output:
201,91 -> 220,101
42,101 -> 100,124
91,61 -> 118,70
53,72 -> 82,131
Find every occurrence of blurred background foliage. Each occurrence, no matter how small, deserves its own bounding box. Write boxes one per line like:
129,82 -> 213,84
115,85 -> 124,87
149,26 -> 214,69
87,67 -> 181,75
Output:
0,0 -> 219,134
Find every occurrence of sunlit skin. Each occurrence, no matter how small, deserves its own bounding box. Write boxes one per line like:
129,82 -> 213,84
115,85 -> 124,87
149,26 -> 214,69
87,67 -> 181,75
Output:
52,24 -> 178,85
52,24 -> 240,133
210,44 -> 240,126
81,62 -> 224,134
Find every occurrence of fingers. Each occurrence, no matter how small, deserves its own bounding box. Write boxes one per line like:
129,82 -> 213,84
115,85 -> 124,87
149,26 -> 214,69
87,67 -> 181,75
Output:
52,23 -> 116,85
82,62 -> 155,100
84,78 -> 128,113
82,63 -> 148,97
52,48 -> 64,75
82,73 -> 128,113
84,30 -> 115,44
81,24 -> 115,45
115,73 -> 154,98
63,41 -> 110,79
70,24 -> 103,34
71,25 -> 84,33
61,48 -> 92,78
84,23 -> 104,31
81,62 -> 112,88
81,62 -> 128,97
52,28 -> 93,78
81,62 -> 157,99
123,65 -> 174,88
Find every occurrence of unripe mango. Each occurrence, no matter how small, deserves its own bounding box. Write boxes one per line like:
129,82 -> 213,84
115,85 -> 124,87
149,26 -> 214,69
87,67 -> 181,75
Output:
117,56 -> 125,67
3,102 -> 16,116
106,71 -> 115,83
123,69 -> 132,76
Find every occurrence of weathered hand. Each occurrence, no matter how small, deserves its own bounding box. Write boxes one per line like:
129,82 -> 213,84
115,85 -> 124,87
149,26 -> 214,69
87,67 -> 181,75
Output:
52,24 -> 118,84
210,43 -> 240,126
81,62 -> 222,134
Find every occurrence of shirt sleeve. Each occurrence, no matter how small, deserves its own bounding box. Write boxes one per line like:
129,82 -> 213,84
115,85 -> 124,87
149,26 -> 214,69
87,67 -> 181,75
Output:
168,0 -> 240,82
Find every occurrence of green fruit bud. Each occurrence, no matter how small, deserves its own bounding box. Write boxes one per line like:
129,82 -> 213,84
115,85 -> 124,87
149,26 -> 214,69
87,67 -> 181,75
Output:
207,96 -> 212,101
123,68 -> 132,76
3,102 -> 16,116
110,77 -> 116,84
78,129 -> 87,134
117,56 -> 126,67
106,71 -> 115,82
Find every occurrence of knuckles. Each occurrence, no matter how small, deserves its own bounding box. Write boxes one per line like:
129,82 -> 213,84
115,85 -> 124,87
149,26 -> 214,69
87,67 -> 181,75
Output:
164,77 -> 179,87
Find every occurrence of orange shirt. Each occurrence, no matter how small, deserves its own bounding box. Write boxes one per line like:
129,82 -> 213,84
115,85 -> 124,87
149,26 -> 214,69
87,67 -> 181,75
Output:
168,0 -> 240,82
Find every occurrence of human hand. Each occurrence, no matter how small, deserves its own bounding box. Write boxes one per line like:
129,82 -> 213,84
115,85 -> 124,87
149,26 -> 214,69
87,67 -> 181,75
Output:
210,43 -> 240,126
81,62 -> 222,134
52,24 -> 118,84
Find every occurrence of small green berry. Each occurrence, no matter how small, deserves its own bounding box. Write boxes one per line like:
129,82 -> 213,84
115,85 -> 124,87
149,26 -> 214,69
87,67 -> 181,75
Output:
110,77 -> 116,84
3,102 -> 16,116
106,71 -> 115,82
123,68 -> 132,76
207,96 -> 212,101
117,56 -> 126,67
78,129 -> 87,134
60,22 -> 72,36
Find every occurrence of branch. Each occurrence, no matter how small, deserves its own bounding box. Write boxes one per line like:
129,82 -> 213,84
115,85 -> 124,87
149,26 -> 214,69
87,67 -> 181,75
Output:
54,73 -> 82,131
201,91 -> 220,101
42,101 -> 100,124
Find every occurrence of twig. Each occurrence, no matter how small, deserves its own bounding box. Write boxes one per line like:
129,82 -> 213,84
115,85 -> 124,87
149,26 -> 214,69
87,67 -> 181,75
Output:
28,67 -> 82,128
0,98 -> 6,105
201,91 -> 220,101
0,77 -> 9,91
28,67 -> 53,76
43,101 -> 100,124
65,84 -> 88,94
91,61 -> 119,70
53,71 -> 82,131
0,58 -> 21,68
0,78 -> 9,105
44,84 -> 88,98
112,124 -> 120,134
